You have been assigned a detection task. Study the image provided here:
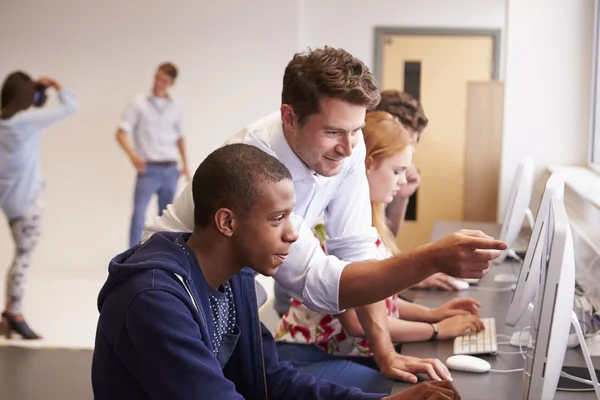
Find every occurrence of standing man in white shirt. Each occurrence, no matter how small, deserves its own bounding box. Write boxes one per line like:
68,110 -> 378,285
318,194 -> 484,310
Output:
116,62 -> 190,248
144,47 -> 507,383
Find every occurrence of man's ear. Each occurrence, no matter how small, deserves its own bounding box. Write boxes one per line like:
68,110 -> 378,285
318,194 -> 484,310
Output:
365,155 -> 375,174
214,208 -> 235,237
280,104 -> 297,134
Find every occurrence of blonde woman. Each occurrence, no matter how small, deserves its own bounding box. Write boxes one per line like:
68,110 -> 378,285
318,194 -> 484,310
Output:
376,90 -> 465,291
275,112 -> 484,394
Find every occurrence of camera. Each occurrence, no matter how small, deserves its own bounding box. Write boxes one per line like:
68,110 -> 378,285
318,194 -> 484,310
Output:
33,83 -> 48,107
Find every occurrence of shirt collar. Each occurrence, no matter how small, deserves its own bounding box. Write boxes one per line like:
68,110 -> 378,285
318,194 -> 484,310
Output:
270,121 -> 316,183
147,93 -> 171,103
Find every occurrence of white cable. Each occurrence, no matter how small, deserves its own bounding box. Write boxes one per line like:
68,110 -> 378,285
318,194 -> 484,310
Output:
497,334 -> 512,339
560,371 -> 598,387
507,248 -> 524,263
470,286 -> 515,292
574,293 -> 600,338
519,326 -> 531,360
490,368 -> 524,373
498,350 -> 526,355
586,329 -> 600,339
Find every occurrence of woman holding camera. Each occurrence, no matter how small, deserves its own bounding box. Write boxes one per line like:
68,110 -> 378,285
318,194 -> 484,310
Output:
0,71 -> 78,339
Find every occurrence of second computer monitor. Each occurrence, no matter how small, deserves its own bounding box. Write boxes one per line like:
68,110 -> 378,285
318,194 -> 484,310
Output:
522,197 -> 575,400
495,157 -> 535,264
505,173 -> 565,327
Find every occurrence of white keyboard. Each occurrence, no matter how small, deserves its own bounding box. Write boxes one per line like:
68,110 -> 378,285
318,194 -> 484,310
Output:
453,317 -> 498,355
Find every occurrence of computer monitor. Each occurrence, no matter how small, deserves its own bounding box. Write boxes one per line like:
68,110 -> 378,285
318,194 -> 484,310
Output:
495,157 -> 535,264
505,173 -> 565,326
522,197 -> 575,400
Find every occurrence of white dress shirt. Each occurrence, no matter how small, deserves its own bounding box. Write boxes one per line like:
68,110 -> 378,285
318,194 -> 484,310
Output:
119,95 -> 183,162
143,111 -> 378,313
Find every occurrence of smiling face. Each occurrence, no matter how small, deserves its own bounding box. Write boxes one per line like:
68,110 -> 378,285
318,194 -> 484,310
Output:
232,179 -> 299,276
152,69 -> 174,97
282,97 -> 367,177
367,147 -> 414,204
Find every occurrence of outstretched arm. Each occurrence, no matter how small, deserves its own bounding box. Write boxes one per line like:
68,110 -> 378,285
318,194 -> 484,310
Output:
338,230 -> 506,309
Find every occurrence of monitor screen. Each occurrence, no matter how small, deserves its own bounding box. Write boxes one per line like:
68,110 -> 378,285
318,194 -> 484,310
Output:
505,173 -> 564,327
523,202 -> 554,397
522,198 -> 575,399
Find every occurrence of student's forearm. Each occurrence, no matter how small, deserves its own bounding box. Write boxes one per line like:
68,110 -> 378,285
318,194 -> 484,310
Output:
338,249 -> 435,310
386,195 -> 410,236
396,299 -> 435,322
340,309 -> 435,344
177,137 -> 188,168
116,129 -> 137,159
355,302 -> 395,358
388,317 -> 435,343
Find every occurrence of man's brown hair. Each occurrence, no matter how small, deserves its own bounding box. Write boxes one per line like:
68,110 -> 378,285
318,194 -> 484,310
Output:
282,47 -> 380,125
375,90 -> 428,134
158,62 -> 178,80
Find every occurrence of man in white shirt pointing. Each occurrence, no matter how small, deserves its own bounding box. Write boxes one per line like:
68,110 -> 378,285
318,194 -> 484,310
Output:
144,47 -> 506,382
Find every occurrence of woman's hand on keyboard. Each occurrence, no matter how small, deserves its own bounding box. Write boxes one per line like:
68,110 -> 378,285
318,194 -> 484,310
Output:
383,380 -> 461,400
429,298 -> 481,321
437,315 -> 485,340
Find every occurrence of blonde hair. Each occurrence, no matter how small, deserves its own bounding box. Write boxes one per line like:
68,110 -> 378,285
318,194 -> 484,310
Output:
363,111 -> 414,254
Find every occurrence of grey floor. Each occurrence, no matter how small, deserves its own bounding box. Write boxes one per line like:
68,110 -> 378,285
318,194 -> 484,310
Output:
0,346 -> 93,399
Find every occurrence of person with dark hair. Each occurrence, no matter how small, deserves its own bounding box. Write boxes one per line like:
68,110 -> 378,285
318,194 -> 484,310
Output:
374,90 -> 427,237
0,71 -> 78,339
374,90 -> 464,292
116,62 -> 190,248
91,143 -> 461,400
143,47 -> 506,384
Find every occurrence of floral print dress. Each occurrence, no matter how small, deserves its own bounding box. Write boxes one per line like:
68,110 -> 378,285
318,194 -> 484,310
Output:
274,218 -> 399,358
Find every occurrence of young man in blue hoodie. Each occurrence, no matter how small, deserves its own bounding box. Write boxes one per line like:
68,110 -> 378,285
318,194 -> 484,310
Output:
91,143 -> 461,400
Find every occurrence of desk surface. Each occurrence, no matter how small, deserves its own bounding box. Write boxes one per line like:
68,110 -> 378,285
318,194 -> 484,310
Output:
391,220 -> 598,399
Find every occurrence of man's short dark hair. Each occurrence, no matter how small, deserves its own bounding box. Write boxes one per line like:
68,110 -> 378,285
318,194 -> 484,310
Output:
282,47 -> 380,125
158,62 -> 178,80
375,90 -> 428,134
193,144 -> 292,227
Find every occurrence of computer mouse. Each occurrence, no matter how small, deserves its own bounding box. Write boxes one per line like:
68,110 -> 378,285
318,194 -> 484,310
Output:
567,332 -> 579,348
448,278 -> 470,291
493,273 -> 519,284
445,355 -> 491,373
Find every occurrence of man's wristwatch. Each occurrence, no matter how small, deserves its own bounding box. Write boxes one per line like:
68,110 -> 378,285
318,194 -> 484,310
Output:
430,323 -> 439,340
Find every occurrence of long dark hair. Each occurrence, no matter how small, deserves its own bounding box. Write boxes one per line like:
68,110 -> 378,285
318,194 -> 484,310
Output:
0,71 -> 35,119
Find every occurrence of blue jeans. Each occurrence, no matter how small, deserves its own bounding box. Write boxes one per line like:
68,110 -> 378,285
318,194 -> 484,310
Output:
129,164 -> 179,247
276,342 -> 393,394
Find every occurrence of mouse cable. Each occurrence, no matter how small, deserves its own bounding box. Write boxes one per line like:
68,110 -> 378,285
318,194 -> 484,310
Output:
489,368 -> 524,373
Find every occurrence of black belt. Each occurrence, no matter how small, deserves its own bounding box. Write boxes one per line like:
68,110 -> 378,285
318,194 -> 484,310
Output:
146,161 -> 177,166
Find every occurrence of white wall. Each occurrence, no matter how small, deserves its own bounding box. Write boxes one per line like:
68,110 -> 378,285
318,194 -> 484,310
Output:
500,0 -> 593,218
298,0 -> 507,79
0,0 -> 299,274
0,0 -> 511,279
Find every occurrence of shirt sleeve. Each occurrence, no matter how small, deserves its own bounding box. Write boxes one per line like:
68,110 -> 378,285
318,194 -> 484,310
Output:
18,89 -> 78,135
272,213 -> 348,313
118,99 -> 141,134
142,181 -> 195,242
324,133 -> 379,262
174,104 -> 183,139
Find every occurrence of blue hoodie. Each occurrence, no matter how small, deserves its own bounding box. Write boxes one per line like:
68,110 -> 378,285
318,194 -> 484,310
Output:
91,232 -> 385,400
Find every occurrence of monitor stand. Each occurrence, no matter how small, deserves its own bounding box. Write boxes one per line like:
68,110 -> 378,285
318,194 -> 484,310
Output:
560,310 -> 600,399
